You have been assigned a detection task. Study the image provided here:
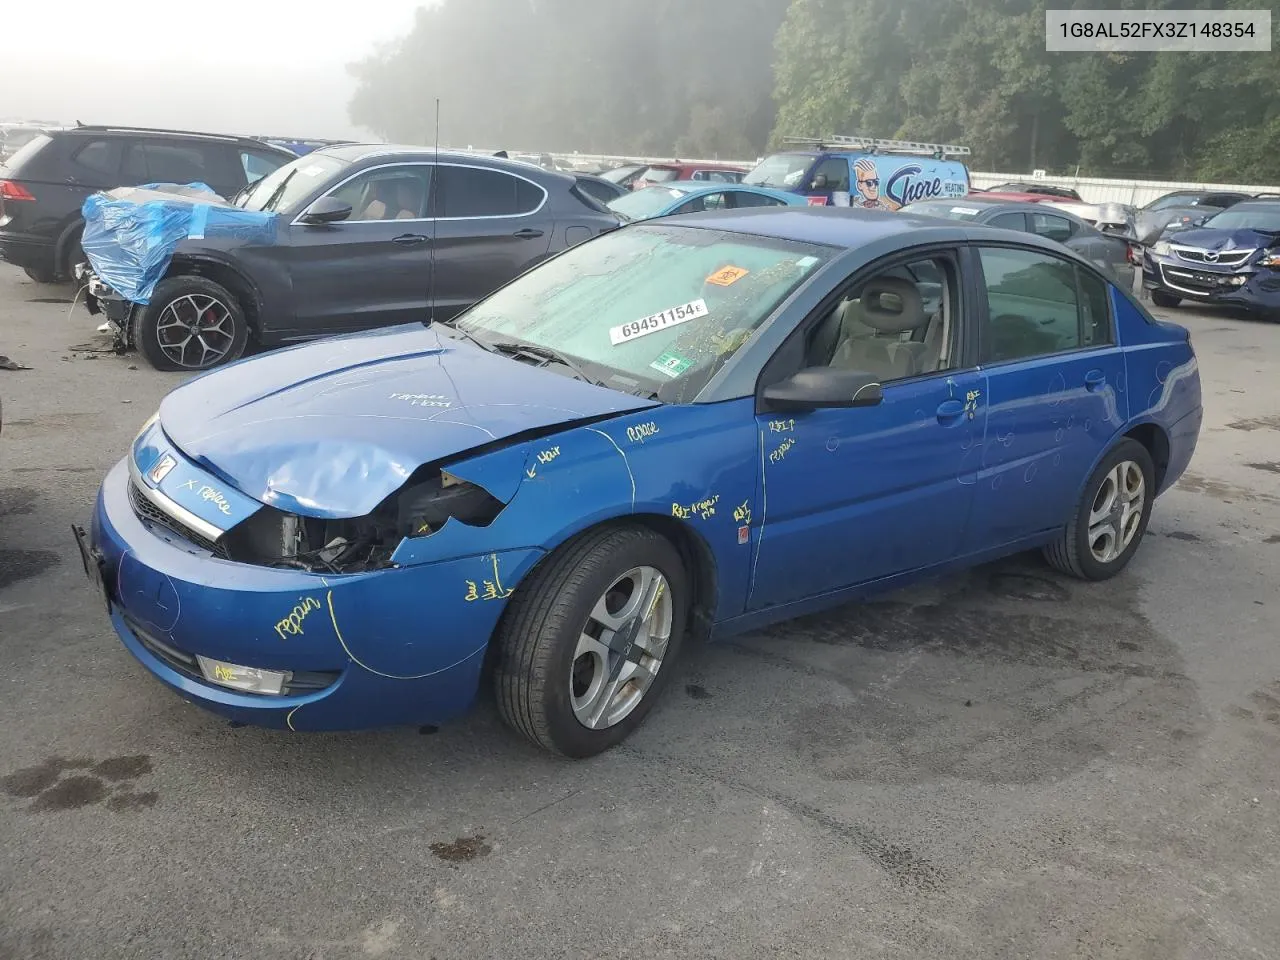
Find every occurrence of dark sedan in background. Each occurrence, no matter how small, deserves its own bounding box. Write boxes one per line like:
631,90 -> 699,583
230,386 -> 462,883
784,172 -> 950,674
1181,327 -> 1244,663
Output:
901,197 -> 1138,289
1143,199 -> 1280,319
83,144 -> 620,370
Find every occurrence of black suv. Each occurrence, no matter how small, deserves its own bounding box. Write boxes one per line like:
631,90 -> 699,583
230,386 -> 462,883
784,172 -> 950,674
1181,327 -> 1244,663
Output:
0,125 -> 295,282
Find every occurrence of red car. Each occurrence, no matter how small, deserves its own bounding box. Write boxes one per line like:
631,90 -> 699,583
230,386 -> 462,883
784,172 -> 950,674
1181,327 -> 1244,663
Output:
631,161 -> 747,190
974,190 -> 1064,204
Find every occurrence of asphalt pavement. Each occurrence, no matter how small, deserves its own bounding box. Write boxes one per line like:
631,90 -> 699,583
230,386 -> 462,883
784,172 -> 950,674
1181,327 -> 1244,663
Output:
1,262 -> 1279,960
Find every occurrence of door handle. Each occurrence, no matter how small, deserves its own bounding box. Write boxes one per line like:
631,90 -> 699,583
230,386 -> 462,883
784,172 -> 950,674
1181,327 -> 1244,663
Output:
936,399 -> 965,423
512,228 -> 544,239
1084,369 -> 1106,391
392,234 -> 427,245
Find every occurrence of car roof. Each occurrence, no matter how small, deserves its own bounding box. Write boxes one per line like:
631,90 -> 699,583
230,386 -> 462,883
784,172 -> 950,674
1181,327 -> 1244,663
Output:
1216,198 -> 1280,212
59,125 -> 289,151
661,205 -> 1087,253
315,143 -> 574,179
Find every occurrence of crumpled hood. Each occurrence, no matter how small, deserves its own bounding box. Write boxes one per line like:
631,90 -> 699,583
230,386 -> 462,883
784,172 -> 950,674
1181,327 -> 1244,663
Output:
158,324 -> 657,518
1163,227 -> 1279,257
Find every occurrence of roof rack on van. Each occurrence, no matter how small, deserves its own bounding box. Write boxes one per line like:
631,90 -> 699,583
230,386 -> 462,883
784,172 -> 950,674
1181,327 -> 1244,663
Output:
71,123 -> 251,143
782,135 -> 971,158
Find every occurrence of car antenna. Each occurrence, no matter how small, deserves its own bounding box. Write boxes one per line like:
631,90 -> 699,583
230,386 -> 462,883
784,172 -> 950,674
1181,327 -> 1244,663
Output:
429,97 -> 439,327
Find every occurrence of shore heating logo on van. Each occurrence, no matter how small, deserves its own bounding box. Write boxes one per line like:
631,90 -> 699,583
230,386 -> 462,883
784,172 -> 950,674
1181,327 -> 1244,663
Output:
885,164 -> 967,208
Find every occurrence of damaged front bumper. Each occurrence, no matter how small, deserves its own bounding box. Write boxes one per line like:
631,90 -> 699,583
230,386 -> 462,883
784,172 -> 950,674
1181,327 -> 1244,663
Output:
1143,253 -> 1280,313
77,264 -> 137,347
89,456 -> 545,731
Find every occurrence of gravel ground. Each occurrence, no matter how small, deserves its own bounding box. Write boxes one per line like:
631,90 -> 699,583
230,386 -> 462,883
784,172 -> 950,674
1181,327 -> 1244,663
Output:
1,262 -> 1278,960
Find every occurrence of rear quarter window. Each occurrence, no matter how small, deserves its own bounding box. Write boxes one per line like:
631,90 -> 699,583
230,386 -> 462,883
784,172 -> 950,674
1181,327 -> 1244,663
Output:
71,139 -> 123,179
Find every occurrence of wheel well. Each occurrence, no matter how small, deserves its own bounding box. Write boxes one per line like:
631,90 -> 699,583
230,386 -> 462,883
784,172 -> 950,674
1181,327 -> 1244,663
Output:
628,513 -> 719,645
478,514 -> 720,682
1125,423 -> 1171,489
164,259 -> 260,333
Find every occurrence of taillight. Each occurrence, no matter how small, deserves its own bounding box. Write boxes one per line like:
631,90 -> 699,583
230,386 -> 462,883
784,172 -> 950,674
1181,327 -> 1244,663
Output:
0,180 -> 35,201
1127,243 -> 1142,266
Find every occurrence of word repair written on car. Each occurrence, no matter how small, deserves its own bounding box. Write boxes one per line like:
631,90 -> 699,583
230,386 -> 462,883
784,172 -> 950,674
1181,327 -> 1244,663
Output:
609,299 -> 709,345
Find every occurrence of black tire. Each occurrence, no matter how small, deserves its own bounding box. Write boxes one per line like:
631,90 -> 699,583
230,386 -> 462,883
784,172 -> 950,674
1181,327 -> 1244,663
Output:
23,264 -> 58,284
134,276 -> 248,372
1044,438 -> 1156,582
1150,290 -> 1180,308
493,525 -> 689,758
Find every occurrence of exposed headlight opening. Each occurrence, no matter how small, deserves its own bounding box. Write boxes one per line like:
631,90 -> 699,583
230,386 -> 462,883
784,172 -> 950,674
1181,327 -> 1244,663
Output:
219,468 -> 508,573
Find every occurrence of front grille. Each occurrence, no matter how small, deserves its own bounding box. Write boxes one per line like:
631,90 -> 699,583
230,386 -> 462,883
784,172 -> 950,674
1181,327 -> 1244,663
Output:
1171,245 -> 1254,267
129,480 -> 229,558
1158,263 -> 1242,296
125,616 -> 340,696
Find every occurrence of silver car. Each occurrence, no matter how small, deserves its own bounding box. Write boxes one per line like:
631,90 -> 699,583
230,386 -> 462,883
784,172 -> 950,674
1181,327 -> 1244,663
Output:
901,198 -> 1138,291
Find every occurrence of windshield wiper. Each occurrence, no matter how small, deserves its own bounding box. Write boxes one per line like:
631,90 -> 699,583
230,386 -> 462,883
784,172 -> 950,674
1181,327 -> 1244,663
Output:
436,320 -> 496,352
489,340 -> 601,385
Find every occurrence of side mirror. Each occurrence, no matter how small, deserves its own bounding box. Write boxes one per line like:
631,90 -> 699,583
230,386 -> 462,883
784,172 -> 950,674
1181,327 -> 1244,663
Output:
761,367 -> 883,412
299,196 -> 352,225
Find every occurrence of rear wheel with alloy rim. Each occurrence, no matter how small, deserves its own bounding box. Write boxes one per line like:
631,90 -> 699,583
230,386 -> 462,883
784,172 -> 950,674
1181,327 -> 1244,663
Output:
134,276 -> 248,372
1044,438 -> 1155,581
494,525 -> 688,757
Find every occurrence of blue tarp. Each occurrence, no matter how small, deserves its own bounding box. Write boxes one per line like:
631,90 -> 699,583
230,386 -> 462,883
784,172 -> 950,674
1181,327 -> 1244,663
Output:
81,183 -> 277,304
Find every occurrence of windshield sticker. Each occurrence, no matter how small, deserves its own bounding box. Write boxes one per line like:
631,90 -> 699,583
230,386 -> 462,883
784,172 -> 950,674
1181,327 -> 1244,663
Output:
706,265 -> 749,286
610,299 -> 708,346
796,256 -> 820,270
649,349 -> 695,379
950,206 -> 981,216
301,164 -> 326,177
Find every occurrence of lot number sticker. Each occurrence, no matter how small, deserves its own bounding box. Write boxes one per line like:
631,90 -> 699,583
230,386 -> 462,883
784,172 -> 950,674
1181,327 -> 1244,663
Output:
706,265 -> 749,286
610,299 -> 709,345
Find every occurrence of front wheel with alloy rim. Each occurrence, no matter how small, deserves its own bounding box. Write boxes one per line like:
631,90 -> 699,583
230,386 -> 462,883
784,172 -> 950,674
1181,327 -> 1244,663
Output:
493,525 -> 689,758
134,276 -> 248,372
1044,438 -> 1156,581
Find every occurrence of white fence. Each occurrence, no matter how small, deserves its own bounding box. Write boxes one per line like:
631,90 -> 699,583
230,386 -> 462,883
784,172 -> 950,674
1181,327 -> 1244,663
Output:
969,172 -> 1280,207
503,148 -> 1280,208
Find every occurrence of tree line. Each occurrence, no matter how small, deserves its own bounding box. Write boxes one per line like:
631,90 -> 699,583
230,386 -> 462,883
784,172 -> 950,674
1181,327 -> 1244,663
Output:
348,0 -> 1280,182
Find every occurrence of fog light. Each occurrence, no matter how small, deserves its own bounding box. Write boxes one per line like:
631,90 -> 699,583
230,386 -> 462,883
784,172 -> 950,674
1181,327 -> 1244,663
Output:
196,656 -> 291,695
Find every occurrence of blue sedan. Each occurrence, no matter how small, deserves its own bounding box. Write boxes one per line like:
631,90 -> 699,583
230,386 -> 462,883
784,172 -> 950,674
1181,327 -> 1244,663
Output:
77,208 -> 1203,757
607,181 -> 807,222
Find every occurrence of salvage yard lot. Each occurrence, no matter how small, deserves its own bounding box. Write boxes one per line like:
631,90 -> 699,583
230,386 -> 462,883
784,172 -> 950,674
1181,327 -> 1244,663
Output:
2,261 -> 1280,959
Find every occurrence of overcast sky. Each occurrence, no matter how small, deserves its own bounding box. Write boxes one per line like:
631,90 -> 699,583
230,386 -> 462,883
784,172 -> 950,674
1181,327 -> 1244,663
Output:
3,0 -> 430,139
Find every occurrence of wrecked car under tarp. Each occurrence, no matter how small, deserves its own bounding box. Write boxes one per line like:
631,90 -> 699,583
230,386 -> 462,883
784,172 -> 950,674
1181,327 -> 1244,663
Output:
80,182 -> 277,304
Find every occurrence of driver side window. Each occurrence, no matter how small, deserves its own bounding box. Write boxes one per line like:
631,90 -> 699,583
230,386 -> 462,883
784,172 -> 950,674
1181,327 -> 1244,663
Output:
805,256 -> 957,383
329,165 -> 432,222
811,157 -> 850,191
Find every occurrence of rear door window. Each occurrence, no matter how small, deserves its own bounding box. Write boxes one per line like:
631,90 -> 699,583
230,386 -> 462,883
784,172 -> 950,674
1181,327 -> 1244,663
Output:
1030,212 -> 1075,243
123,143 -> 213,185
988,212 -> 1028,231
729,191 -> 786,208
433,165 -> 545,218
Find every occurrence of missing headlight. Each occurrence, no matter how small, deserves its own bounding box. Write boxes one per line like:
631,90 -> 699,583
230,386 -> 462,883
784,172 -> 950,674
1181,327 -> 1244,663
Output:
220,470 -> 506,573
